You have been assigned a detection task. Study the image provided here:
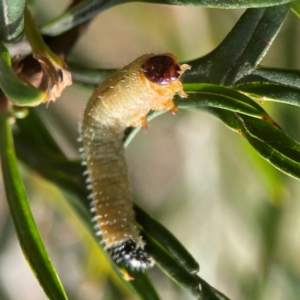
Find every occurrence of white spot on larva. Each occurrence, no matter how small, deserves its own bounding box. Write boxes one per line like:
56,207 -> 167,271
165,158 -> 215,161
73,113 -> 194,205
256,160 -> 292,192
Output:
109,86 -> 114,89
91,216 -> 100,222
93,224 -> 100,230
89,200 -> 98,206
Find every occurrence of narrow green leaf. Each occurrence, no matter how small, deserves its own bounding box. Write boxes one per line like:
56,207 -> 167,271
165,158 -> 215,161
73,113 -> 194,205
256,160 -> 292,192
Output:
203,108 -> 300,181
69,61 -> 115,86
183,5 -> 290,85
182,83 -> 266,115
24,5 -> 65,68
243,67 -> 300,88
0,42 -> 46,105
291,1 -> 300,17
234,82 -> 300,107
135,205 -> 200,274
224,4 -> 290,84
178,84 -> 280,128
198,277 -> 231,300
237,114 -> 300,180
232,67 -> 300,106
41,0 -> 293,36
201,107 -> 241,132
0,0 -> 25,42
24,5 -> 48,54
142,230 -> 202,299
0,109 -> 68,300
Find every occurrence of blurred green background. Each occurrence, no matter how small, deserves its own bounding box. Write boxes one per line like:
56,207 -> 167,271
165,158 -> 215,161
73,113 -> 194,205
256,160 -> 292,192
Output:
1,1 -> 300,299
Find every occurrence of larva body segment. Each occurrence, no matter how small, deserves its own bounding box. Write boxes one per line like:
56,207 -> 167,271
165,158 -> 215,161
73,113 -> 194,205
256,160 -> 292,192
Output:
80,53 -> 190,269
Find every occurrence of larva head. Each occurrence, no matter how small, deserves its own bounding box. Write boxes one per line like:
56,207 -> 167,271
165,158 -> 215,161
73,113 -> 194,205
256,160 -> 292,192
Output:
109,239 -> 154,270
141,54 -> 182,85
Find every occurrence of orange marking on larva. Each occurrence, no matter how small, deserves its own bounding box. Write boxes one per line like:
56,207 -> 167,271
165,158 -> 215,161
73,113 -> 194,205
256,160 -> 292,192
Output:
80,53 -> 190,269
169,105 -> 179,115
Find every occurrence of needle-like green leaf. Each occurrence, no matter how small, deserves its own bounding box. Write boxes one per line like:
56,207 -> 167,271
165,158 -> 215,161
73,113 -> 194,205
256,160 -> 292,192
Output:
202,108 -> 300,180
291,1 -> 300,17
234,82 -> 300,106
135,205 -> 200,274
0,0 -> 25,42
41,0 -> 293,36
183,5 -> 290,85
237,114 -> 300,180
69,61 -> 115,86
181,83 -> 269,118
239,67 -> 300,87
0,109 -> 68,300
232,67 -> 300,106
142,230 -> 202,299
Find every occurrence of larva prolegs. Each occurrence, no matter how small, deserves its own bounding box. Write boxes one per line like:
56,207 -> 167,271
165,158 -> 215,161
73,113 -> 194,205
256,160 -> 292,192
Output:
80,53 -> 190,270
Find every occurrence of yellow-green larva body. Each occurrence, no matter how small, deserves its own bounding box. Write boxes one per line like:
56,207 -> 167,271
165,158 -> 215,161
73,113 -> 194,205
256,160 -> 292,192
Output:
80,53 -> 190,269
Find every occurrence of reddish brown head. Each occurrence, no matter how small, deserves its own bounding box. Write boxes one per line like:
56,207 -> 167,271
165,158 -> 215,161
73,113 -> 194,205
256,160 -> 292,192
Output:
141,55 -> 181,85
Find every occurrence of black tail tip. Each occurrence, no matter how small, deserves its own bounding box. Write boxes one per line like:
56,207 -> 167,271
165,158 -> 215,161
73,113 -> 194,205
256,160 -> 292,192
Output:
109,239 -> 154,270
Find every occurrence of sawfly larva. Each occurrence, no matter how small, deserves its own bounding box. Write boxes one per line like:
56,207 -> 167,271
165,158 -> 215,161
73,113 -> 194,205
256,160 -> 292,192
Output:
79,53 -> 190,269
